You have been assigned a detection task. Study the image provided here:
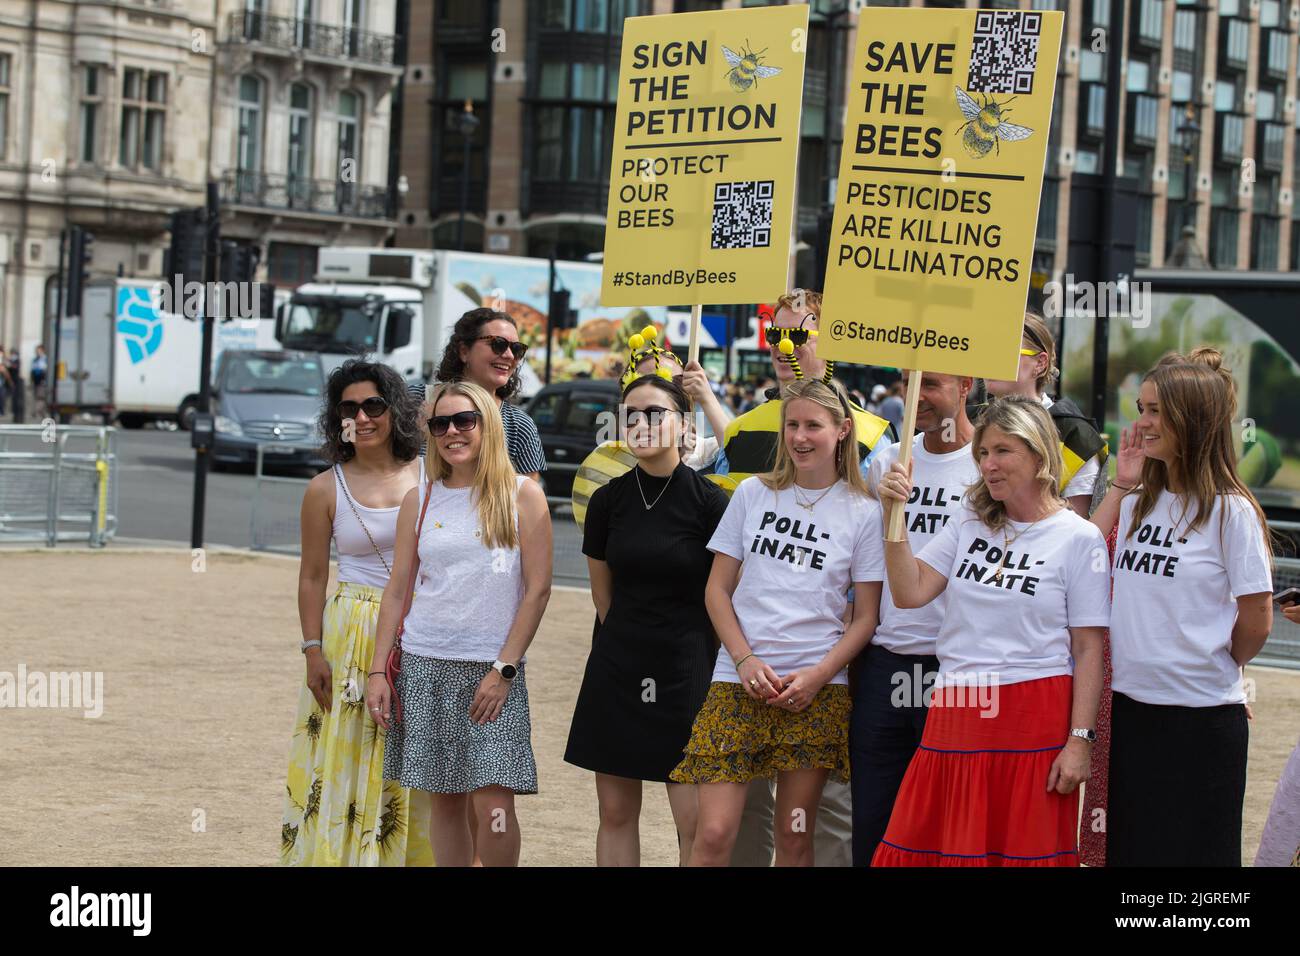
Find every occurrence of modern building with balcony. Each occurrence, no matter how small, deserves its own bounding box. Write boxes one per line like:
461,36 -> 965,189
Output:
396,0 -> 1300,295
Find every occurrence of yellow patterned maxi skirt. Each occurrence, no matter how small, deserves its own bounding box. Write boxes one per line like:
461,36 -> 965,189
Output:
281,582 -> 435,866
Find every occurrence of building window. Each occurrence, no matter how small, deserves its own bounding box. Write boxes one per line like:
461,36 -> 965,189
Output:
294,0 -> 314,48
1209,208 -> 1238,267
1221,19 -> 1249,69
343,0 -> 365,58
237,75 -> 262,197
1136,0 -> 1163,44
268,242 -> 318,287
1265,30 -> 1289,77
532,60 -> 614,184
1173,10 -> 1197,51
1126,60 -> 1150,93
1260,0 -> 1281,27
0,53 -> 10,160
120,68 -> 167,171
287,83 -> 313,205
80,65 -> 102,163
1171,70 -> 1193,103
1250,215 -> 1279,270
541,0 -> 641,32
337,90 -> 361,208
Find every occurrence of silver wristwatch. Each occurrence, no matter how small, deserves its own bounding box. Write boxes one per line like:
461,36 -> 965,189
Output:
300,640 -> 323,654
1069,727 -> 1097,743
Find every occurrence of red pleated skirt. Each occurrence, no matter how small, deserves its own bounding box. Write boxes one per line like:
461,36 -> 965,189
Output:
872,674 -> 1079,867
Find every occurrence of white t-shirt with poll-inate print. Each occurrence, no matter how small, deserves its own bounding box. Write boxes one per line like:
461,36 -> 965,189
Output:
916,506 -> 1112,687
1110,490 -> 1272,707
867,434 -> 980,656
707,476 -> 885,686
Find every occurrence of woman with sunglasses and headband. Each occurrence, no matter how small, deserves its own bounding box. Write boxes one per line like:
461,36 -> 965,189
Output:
434,307 -> 545,479
985,312 -> 1107,517
564,373 -> 730,866
281,360 -> 434,866
369,381 -> 552,867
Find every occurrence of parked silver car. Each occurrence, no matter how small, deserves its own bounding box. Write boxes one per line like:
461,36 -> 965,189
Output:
210,350 -> 327,472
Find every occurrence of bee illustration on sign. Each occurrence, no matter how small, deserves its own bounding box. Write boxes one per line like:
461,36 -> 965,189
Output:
954,87 -> 1034,158
722,41 -> 782,92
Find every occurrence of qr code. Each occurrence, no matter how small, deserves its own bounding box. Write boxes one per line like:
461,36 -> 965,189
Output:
968,10 -> 1041,95
711,180 -> 773,250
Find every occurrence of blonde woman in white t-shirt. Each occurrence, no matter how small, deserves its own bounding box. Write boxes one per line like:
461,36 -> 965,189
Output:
671,379 -> 886,867
875,395 -> 1109,867
1090,349 -> 1272,866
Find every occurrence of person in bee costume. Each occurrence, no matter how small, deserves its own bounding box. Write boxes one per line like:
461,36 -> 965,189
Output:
708,289 -> 893,868
713,290 -> 894,487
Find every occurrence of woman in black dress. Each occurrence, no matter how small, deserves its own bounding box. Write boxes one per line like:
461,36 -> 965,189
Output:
564,373 -> 729,866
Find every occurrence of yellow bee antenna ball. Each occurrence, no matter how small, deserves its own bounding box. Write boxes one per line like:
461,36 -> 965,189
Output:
778,338 -> 794,356
656,366 -> 673,380
628,333 -> 645,351
641,325 -> 658,342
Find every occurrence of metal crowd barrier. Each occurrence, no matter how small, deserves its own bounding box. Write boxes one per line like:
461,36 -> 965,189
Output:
249,442 -> 318,554
1262,520 -> 1300,669
0,424 -> 118,547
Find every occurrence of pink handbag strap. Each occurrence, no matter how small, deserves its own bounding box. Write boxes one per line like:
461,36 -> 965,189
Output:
394,478 -> 434,647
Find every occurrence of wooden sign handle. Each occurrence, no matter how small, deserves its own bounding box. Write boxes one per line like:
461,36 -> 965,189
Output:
885,369 -> 924,543
687,303 -> 702,366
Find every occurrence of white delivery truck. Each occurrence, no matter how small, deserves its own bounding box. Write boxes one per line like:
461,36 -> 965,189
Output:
54,278 -> 282,428
277,248 -> 672,396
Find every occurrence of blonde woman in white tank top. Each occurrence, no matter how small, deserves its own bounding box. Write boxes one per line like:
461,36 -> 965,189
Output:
369,380 -> 553,867
281,360 -> 435,866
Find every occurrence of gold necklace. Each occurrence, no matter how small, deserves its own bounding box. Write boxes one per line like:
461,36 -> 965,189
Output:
794,483 -> 834,512
993,505 -> 1059,581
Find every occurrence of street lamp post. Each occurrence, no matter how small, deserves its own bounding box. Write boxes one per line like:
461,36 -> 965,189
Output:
1176,102 -> 1201,240
456,99 -> 480,252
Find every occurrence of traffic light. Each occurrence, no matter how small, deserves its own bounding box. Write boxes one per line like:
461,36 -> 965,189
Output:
219,241 -> 259,285
65,226 -> 95,318
257,282 -> 276,320
549,287 -> 574,329
167,207 -> 206,289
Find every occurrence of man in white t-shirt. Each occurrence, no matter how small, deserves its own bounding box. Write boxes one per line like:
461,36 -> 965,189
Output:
851,370 -> 979,865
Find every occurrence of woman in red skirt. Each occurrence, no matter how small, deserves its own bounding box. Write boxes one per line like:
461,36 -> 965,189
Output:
874,395 -> 1109,866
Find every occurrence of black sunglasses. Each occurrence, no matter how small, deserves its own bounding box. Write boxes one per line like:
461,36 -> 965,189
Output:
338,397 -> 389,419
475,335 -> 527,360
428,410 -> 482,437
765,327 -> 814,348
622,405 -> 680,428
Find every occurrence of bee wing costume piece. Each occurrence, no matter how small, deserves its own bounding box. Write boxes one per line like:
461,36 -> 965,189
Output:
570,325 -> 730,530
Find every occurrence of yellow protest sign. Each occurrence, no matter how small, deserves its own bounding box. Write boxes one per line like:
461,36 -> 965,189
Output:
819,9 -> 1063,381
601,5 -> 808,306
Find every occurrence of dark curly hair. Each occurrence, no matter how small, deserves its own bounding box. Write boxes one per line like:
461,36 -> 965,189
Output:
319,359 -> 421,464
435,307 -> 522,400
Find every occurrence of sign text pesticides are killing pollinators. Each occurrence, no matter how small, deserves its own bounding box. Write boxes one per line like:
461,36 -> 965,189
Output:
820,10 -> 1063,381
601,5 -> 807,306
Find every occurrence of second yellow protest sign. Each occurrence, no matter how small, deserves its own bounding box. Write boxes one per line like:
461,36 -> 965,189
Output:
819,9 -> 1063,380
601,5 -> 808,306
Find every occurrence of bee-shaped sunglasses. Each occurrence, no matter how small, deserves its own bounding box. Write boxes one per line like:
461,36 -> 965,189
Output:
954,87 -> 1034,159
722,41 -> 783,92
765,318 -> 834,386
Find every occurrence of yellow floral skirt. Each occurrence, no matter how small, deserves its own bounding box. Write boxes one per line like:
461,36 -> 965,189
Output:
670,681 -> 852,785
281,582 -> 435,866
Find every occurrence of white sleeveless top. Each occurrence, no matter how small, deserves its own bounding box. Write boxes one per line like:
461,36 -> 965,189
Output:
399,475 -> 527,662
332,465 -> 402,589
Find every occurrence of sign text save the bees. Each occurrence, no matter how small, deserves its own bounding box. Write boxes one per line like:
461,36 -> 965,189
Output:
819,9 -> 1064,381
601,5 -> 808,307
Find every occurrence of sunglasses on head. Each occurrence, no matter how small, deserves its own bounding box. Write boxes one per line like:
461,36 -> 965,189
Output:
1019,348 -> 1043,357
428,410 -> 482,437
765,327 -> 818,348
338,397 -> 389,419
476,335 -> 527,360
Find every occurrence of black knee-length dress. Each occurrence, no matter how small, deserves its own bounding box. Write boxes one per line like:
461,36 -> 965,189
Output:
564,462 -> 729,782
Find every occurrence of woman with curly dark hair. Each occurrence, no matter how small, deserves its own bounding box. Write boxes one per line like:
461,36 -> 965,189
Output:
434,308 -> 545,479
281,359 -> 434,866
